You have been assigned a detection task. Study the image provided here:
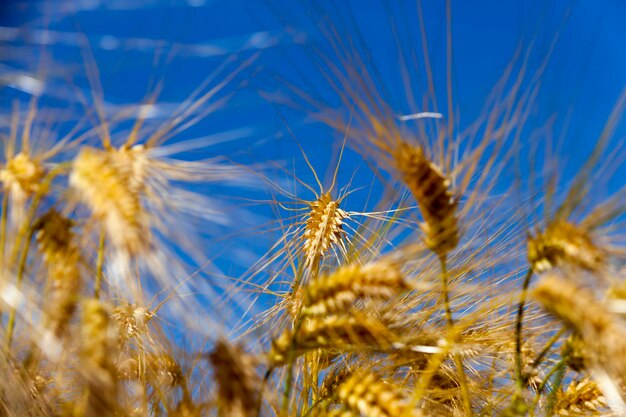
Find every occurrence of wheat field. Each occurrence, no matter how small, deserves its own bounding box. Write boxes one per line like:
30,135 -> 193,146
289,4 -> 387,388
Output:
0,1 -> 624,416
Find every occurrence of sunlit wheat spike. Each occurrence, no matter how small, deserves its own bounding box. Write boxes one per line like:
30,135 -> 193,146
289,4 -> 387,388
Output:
79,299 -> 119,417
393,141 -> 459,256
564,333 -> 589,372
0,151 -> 45,197
302,192 -> 349,269
208,339 -> 260,417
309,406 -> 359,417
117,351 -> 183,388
35,209 -> 81,337
527,220 -> 606,273
113,144 -> 150,195
556,378 -> 607,416
70,146 -> 149,255
111,303 -> 155,342
607,279 -> 626,300
532,274 -> 626,383
170,399 -> 205,417
302,261 -> 410,316
0,151 -> 46,228
148,352 -> 184,388
29,374 -> 53,401
319,365 -> 352,400
337,372 -> 424,417
268,315 -> 391,366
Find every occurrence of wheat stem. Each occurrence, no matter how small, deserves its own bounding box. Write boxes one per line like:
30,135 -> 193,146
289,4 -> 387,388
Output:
0,191 -> 8,269
8,163 -> 70,268
0,191 -> 8,325
95,231 -> 105,299
529,326 -> 565,371
529,354 -> 568,417
545,357 -> 568,417
6,225 -> 34,347
439,255 -> 454,327
5,165 -> 68,347
281,325 -> 298,417
515,268 -> 534,391
439,255 -> 472,416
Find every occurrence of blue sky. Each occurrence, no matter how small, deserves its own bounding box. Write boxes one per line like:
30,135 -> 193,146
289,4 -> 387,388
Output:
2,1 -> 624,170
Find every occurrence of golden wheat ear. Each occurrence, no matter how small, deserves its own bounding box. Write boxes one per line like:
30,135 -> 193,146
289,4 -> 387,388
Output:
267,314 -> 393,366
301,260 -> 410,317
111,302 -> 156,343
337,371 -> 424,417
532,275 -> 626,403
303,192 -> 349,270
34,209 -> 81,337
0,152 -> 45,197
79,298 -> 119,417
70,146 -> 149,256
393,141 -> 459,256
208,339 -> 261,417
309,406 -> 360,417
527,220 -> 606,273
555,378 -> 607,416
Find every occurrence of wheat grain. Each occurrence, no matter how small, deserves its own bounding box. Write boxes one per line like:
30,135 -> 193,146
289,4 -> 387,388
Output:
532,274 -> 626,385
303,192 -> 348,269
268,315 -> 392,366
564,333 -> 588,372
35,210 -> 81,337
527,220 -> 605,273
209,339 -> 260,417
394,142 -> 459,256
79,299 -> 119,417
309,405 -> 359,417
337,372 -> 424,417
0,152 -> 45,198
70,147 -> 149,255
556,378 -> 607,416
302,261 -> 409,316
111,303 -> 155,342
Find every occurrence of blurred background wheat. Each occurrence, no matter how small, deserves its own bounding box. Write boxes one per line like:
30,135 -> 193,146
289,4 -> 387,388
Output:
0,1 -> 624,416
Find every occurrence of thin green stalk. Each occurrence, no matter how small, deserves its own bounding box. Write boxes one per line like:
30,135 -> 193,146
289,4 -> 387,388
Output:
530,327 -> 566,371
8,163 -> 70,267
95,231 -> 105,298
302,399 -> 330,417
439,254 -> 454,327
5,163 -> 70,347
281,320 -> 302,417
0,190 -> 8,269
545,353 -> 569,416
0,191 -> 8,324
281,268 -> 307,416
6,226 -> 34,347
282,353 -> 294,415
439,255 -> 472,416
515,268 -> 534,391
529,356 -> 568,417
